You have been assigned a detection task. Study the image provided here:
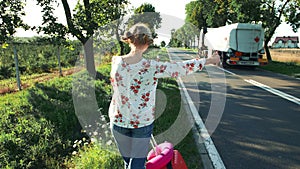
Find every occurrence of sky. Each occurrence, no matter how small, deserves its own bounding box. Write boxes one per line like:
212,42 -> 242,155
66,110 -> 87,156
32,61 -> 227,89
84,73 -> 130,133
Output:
15,0 -> 300,45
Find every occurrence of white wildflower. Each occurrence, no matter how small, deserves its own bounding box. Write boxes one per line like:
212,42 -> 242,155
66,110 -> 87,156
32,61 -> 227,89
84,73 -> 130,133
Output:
91,138 -> 96,143
106,140 -> 113,146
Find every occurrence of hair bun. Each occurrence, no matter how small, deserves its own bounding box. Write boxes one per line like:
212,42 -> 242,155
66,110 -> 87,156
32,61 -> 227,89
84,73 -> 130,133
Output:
121,23 -> 153,45
125,31 -> 133,38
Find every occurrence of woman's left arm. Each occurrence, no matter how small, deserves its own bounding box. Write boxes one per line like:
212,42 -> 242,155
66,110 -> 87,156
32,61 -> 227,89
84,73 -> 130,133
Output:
153,51 -> 220,78
153,58 -> 206,78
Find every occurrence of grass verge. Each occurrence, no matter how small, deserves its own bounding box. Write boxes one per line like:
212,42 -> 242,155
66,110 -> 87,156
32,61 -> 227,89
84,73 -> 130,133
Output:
0,47 -> 204,168
260,61 -> 300,78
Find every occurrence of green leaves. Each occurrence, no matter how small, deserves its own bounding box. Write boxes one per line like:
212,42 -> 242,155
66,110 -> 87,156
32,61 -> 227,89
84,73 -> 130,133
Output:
0,0 -> 29,43
283,0 -> 300,32
128,3 -> 162,39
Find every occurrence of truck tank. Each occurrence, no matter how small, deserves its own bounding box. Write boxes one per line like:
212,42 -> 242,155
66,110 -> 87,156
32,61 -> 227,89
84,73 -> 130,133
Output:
199,23 -> 268,68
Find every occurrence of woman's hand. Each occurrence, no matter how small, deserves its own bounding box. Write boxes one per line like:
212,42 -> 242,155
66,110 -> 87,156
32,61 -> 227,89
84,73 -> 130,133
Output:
205,51 -> 221,65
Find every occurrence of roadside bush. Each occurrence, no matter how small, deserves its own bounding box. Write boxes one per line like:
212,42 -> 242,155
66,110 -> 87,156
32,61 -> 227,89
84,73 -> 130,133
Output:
0,92 -> 68,168
0,62 -> 118,168
65,140 -> 123,169
0,65 -> 13,80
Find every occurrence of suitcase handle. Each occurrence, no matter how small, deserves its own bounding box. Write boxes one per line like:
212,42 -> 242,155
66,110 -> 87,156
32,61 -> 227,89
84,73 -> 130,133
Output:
150,134 -> 161,156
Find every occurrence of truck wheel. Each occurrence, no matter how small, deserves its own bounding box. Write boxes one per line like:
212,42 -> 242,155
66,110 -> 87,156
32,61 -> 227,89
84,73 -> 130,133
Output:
221,61 -> 229,68
221,55 -> 229,68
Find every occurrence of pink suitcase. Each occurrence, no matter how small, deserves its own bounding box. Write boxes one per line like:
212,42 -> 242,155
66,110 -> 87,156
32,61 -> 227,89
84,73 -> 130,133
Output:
146,135 -> 188,169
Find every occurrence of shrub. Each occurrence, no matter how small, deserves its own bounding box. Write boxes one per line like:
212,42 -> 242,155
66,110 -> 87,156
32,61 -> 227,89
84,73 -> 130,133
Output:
0,66 -> 13,80
0,64 -> 117,168
65,140 -> 123,169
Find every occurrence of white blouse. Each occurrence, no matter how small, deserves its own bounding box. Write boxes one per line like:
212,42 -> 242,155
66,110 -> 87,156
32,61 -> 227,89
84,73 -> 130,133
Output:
109,56 -> 206,128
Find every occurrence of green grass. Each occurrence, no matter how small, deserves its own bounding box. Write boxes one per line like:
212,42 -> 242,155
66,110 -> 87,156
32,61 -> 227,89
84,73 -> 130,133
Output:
260,61 -> 300,78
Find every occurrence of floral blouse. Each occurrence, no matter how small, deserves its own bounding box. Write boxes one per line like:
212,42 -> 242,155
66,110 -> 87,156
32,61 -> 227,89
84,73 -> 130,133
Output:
109,56 -> 206,128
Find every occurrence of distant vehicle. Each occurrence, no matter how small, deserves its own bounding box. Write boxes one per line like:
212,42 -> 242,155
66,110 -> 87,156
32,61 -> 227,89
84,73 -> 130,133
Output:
199,23 -> 268,68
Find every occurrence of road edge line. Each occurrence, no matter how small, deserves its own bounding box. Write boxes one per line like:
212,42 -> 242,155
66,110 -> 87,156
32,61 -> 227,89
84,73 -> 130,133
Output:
178,77 -> 226,169
166,48 -> 226,169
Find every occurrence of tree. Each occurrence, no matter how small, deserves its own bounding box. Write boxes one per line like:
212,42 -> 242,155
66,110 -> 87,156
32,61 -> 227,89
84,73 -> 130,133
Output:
128,3 -> 162,39
171,23 -> 198,48
160,41 -> 166,47
261,0 -> 300,61
285,0 -> 300,32
204,0 -> 229,27
36,0 -> 129,77
228,0 -> 261,23
0,0 -> 29,43
185,0 -> 229,47
186,0 -> 300,61
168,28 -> 181,47
185,1 -> 205,47
185,1 -> 205,29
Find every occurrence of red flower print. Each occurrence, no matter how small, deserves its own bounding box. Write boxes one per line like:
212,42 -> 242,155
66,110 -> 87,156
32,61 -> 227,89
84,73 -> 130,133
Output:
133,114 -> 139,119
199,64 -> 203,70
139,67 -> 149,75
143,61 -> 151,68
110,77 -> 114,83
153,77 -> 157,85
115,72 -> 123,82
131,79 -> 142,94
114,110 -> 123,123
171,72 -> 179,78
139,92 -> 150,109
186,62 -> 195,72
155,65 -> 167,74
130,120 -> 140,128
121,95 -> 129,105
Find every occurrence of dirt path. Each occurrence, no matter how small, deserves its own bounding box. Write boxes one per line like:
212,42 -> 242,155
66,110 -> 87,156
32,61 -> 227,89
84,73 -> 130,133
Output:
0,68 -> 82,95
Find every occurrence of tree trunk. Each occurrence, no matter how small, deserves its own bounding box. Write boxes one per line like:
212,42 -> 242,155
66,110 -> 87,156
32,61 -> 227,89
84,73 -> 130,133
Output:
57,46 -> 63,76
83,37 -> 96,78
119,41 -> 125,55
264,42 -> 272,61
13,45 -> 21,90
115,19 -> 125,55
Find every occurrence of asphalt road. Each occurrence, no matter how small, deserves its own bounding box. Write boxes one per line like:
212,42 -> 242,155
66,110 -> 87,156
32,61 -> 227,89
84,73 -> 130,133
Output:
167,48 -> 300,169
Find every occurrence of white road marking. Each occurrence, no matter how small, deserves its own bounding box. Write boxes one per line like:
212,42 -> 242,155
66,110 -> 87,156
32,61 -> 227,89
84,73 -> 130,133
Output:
178,77 -> 227,169
217,67 -> 236,76
244,79 -> 300,105
168,49 -> 226,169
216,66 -> 299,106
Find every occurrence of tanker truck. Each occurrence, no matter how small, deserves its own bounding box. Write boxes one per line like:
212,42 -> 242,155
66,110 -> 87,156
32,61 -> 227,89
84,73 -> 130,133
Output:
199,23 -> 268,68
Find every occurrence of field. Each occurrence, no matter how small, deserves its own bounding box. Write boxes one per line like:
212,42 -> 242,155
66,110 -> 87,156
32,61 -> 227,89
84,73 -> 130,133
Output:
260,48 -> 300,78
269,48 -> 300,64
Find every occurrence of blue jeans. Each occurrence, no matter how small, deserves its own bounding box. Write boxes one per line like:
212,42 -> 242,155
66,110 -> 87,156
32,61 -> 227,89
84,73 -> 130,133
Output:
111,123 -> 154,169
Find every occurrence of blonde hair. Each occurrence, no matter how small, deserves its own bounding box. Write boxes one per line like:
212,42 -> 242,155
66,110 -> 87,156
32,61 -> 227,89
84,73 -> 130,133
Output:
121,23 -> 153,46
